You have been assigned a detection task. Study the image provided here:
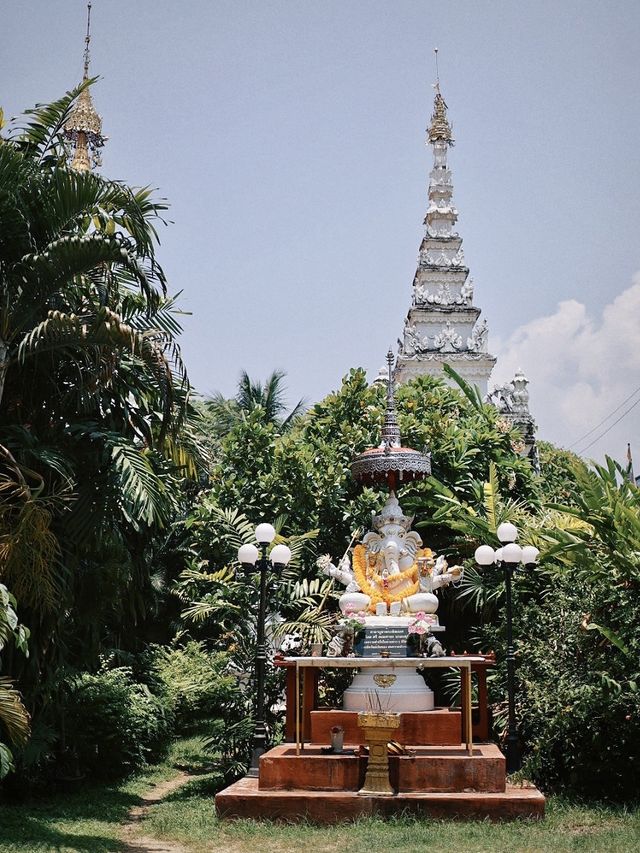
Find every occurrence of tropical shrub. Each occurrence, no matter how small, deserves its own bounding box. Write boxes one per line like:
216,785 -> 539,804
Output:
146,642 -> 238,733
65,664 -> 173,778
449,457 -> 640,799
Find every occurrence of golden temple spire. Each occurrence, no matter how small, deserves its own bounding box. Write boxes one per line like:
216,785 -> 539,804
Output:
428,49 -> 453,145
64,2 -> 106,171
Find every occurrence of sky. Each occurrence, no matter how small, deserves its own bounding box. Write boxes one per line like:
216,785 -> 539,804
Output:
4,1 -> 640,466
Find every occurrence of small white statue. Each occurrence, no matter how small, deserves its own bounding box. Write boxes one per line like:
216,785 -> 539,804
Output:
459,278 -> 474,305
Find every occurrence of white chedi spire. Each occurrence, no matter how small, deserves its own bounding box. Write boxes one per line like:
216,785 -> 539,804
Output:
394,78 -> 496,396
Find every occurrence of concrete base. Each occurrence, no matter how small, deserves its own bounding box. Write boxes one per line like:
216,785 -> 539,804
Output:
216,776 -> 545,823
310,708 -> 461,745
343,667 -> 434,712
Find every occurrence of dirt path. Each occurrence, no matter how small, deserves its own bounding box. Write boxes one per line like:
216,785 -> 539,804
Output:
121,771 -> 192,853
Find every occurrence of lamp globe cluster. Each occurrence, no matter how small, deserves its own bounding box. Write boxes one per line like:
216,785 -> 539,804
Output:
474,522 -> 539,568
237,524 -> 292,568
235,520 -> 292,777
473,520 -> 540,775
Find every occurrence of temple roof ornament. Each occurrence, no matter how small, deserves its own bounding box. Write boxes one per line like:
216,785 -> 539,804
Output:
428,87 -> 454,146
427,49 -> 453,145
488,370 -> 539,470
64,2 -> 106,171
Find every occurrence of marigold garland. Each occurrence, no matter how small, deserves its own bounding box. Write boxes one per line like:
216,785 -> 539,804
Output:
352,544 -> 433,612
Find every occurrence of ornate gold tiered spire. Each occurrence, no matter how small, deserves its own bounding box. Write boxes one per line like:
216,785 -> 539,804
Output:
428,87 -> 453,145
64,2 -> 106,171
427,49 -> 453,145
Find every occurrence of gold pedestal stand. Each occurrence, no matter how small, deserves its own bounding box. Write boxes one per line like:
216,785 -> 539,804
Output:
357,712 -> 401,796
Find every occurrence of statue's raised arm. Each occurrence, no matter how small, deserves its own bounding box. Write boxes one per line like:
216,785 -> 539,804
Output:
316,554 -> 361,593
429,555 -> 464,591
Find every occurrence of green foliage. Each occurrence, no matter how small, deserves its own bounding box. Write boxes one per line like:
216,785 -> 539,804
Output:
0,87 -> 208,787
146,642 -> 237,733
0,584 -> 30,779
206,368 -> 539,564
537,441 -> 588,506
511,576 -> 639,798
461,458 -> 640,799
172,506 -> 324,778
66,664 -> 173,779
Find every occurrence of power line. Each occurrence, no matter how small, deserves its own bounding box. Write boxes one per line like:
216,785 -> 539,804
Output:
576,395 -> 640,456
569,384 -> 640,450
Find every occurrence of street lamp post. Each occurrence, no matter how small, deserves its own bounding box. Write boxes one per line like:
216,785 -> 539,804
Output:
238,523 -> 292,778
474,523 -> 539,774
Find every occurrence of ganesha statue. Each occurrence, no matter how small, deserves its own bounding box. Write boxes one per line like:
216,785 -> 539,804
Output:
317,493 -> 462,626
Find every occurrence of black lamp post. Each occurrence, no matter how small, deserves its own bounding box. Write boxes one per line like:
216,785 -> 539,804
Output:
238,523 -> 291,778
475,524 -> 539,774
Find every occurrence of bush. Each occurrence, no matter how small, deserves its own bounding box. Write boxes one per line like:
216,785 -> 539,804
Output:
146,642 -> 238,733
517,579 -> 640,799
67,664 -> 173,778
473,563 -> 640,801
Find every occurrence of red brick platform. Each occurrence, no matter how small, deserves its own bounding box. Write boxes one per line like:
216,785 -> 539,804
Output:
216,774 -> 545,823
310,708 -> 461,745
215,697 -> 545,823
259,743 -> 505,793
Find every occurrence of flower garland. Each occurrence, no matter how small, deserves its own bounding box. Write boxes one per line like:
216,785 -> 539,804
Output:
352,544 -> 433,612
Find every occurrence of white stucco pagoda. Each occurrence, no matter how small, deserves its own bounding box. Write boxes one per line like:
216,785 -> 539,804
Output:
394,85 -> 496,395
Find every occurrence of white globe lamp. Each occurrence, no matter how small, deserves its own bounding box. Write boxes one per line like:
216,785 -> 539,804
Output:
255,522 -> 276,545
496,522 -> 518,544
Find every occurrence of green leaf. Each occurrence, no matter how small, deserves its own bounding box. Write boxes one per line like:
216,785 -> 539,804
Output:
585,623 -> 632,658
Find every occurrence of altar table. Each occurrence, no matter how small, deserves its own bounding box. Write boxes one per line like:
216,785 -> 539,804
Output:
284,656 -> 486,756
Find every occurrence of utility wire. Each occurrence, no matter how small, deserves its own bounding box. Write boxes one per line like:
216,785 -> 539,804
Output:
569,384 -> 640,450
576,395 -> 640,455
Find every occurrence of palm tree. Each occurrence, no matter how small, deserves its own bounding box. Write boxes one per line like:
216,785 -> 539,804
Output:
0,85 -> 206,747
0,84 -> 201,569
205,369 -> 305,438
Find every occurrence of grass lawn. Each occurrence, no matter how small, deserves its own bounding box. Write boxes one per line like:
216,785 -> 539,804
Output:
0,760 -> 171,852
0,737 -> 207,852
1,737 -> 638,852
143,781 -> 640,853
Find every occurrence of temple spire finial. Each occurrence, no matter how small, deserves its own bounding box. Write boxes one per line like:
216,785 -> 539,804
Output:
64,1 -> 106,171
83,2 -> 92,80
381,348 -> 401,450
428,50 -> 453,146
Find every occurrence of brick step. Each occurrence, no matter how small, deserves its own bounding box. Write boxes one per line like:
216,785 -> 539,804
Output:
259,743 -> 505,793
216,776 -> 545,823
310,708 -> 461,746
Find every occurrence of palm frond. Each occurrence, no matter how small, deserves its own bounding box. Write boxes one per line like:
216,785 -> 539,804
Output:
0,677 -> 31,747
13,80 -> 92,163
442,363 -> 485,410
107,440 -> 171,529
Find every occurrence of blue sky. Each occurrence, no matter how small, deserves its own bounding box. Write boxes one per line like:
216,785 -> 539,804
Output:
4,1 -> 640,463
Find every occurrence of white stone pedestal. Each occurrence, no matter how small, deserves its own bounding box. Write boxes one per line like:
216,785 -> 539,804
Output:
343,666 -> 434,712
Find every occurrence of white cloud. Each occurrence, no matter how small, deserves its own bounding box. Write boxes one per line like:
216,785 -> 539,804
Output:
493,274 -> 640,465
